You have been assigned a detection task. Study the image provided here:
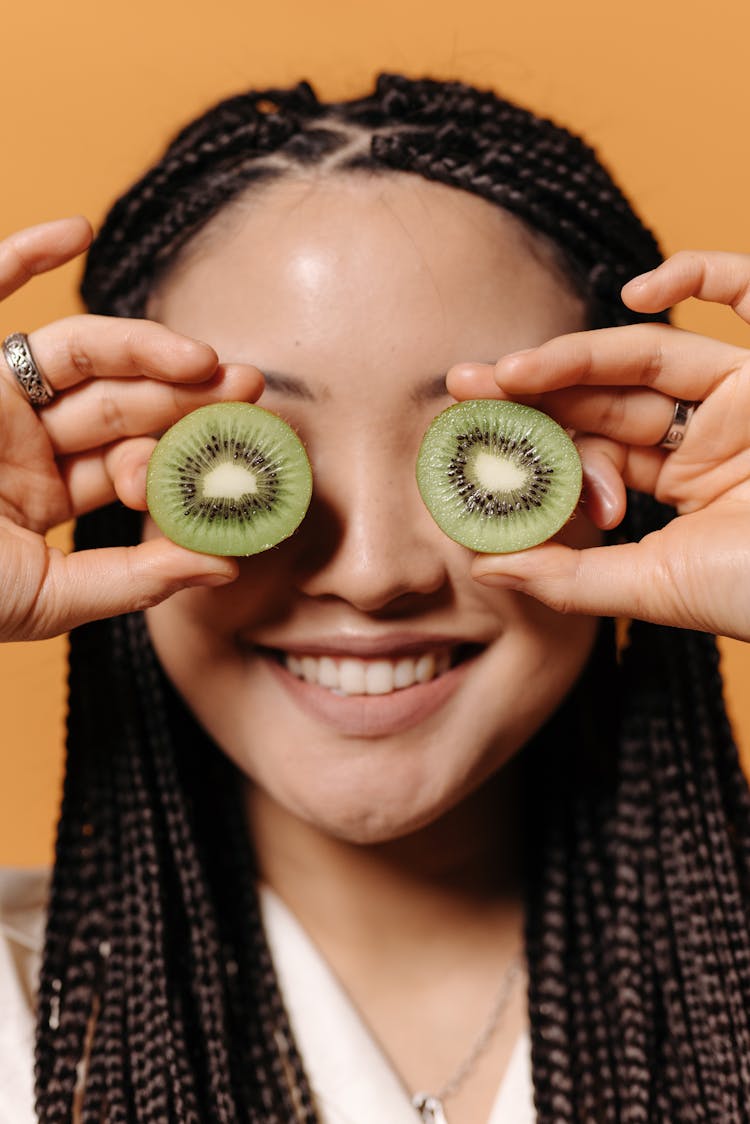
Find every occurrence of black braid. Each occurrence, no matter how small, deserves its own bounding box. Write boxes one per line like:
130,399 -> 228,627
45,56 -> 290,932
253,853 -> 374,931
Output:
32,73 -> 750,1123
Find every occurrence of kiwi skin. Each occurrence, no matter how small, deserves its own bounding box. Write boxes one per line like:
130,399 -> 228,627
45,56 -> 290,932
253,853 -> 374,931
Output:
146,401 -> 312,557
416,399 -> 582,554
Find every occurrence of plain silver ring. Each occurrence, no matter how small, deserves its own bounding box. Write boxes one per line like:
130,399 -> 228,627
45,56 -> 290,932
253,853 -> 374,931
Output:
659,399 -> 697,451
1,332 -> 55,407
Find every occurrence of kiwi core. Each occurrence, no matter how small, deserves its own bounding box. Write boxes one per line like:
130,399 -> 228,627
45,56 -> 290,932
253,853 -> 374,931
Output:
472,450 -> 528,493
203,463 -> 260,498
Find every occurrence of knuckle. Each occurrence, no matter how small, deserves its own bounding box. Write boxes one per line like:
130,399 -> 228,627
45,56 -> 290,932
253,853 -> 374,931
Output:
99,392 -> 128,438
570,339 -> 595,382
70,348 -> 94,379
729,276 -> 750,314
169,383 -> 186,416
124,321 -> 161,368
639,339 -> 664,387
669,248 -> 705,281
2,239 -> 33,286
61,317 -> 95,378
597,391 -> 628,434
551,582 -> 577,615
123,548 -> 169,611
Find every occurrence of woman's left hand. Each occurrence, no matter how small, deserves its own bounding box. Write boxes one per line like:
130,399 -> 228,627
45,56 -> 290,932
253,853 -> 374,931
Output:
447,250 -> 750,641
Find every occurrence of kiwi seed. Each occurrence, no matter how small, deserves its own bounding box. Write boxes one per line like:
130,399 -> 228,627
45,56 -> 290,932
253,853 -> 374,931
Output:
416,399 -> 582,553
146,401 -> 312,556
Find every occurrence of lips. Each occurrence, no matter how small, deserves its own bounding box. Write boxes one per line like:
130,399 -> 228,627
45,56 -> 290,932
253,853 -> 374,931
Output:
252,640 -> 486,738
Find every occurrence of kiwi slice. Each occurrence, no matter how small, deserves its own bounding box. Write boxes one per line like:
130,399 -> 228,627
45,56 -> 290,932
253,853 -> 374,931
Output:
146,401 -> 312,556
416,399 -> 582,553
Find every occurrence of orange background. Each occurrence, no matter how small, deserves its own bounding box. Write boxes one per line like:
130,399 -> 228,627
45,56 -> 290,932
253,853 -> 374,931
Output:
1,0 -> 749,866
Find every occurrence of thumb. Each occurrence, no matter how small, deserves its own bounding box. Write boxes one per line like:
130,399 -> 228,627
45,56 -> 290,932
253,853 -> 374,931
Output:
471,541 -> 664,623
34,538 -> 238,638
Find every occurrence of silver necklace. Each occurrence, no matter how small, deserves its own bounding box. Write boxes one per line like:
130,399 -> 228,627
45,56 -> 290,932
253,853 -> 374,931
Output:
410,951 -> 525,1124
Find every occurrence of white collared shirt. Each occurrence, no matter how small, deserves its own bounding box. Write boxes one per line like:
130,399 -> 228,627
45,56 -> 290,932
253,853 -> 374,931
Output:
0,867 -> 535,1123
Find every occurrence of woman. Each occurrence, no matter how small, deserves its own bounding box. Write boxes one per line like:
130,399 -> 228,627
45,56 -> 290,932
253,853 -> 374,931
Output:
2,73 -> 750,1123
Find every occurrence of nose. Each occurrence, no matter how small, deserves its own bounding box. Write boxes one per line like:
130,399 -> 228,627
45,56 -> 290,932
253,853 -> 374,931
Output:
293,449 -> 449,612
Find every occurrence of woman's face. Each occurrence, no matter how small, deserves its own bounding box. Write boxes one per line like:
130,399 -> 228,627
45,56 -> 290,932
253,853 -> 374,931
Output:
145,174 -> 598,844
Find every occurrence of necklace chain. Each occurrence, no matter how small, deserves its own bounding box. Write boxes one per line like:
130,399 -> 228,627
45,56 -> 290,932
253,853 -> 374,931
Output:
411,950 -> 525,1123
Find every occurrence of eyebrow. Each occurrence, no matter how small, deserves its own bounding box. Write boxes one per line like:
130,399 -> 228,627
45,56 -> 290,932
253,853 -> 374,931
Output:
412,373 -> 453,402
261,369 -> 453,402
262,370 -> 320,401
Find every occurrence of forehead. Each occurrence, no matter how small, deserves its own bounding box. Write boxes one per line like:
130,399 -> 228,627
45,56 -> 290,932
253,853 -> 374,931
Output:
149,174 -> 584,373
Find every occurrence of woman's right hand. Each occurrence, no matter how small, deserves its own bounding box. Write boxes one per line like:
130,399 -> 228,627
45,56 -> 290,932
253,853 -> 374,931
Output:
0,217 -> 260,642
447,250 -> 750,641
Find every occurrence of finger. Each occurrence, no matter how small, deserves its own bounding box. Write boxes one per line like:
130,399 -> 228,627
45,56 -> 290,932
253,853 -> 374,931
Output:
0,217 -> 92,301
110,437 -> 157,510
61,436 -> 157,515
43,362 -> 264,454
9,315 -> 224,395
447,362 -> 509,400
448,361 -> 676,447
623,250 -> 750,322
470,540 -> 684,627
577,437 -> 627,530
33,540 -> 239,638
538,387 -> 675,446
580,434 -> 666,503
493,324 -> 747,401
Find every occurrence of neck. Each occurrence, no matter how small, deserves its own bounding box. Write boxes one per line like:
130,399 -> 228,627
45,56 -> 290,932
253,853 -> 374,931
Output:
245,757 -> 525,969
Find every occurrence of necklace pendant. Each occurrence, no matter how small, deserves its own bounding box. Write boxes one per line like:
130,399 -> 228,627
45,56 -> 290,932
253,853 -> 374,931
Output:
411,1092 -> 449,1123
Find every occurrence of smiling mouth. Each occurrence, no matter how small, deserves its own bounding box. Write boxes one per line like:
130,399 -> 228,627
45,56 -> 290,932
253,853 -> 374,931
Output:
261,644 -> 484,697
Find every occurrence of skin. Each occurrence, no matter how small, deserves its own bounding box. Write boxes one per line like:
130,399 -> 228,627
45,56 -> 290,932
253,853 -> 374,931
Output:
3,190 -> 750,1120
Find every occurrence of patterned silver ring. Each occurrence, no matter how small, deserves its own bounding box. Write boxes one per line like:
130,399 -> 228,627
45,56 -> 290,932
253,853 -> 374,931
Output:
2,332 -> 55,407
659,398 -> 697,451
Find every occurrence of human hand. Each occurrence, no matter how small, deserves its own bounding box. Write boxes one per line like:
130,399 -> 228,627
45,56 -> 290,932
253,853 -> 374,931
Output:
0,217 -> 261,641
446,250 -> 750,641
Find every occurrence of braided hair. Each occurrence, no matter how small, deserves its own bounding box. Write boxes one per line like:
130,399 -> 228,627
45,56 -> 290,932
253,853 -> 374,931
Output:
33,74 -> 750,1122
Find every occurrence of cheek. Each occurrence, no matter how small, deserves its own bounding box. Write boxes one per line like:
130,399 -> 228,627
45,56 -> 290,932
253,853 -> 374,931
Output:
143,552 -> 292,714
476,598 -> 597,744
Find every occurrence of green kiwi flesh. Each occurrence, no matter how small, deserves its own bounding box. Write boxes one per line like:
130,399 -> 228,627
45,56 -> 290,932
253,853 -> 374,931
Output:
146,402 -> 312,556
416,399 -> 582,553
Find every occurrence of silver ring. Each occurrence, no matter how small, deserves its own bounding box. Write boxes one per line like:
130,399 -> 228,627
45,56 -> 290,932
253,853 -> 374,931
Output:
659,398 -> 697,451
2,332 -> 55,407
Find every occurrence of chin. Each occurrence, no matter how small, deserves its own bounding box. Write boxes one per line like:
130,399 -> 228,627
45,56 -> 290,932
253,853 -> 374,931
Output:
241,722 -> 514,847
296,794 -> 454,846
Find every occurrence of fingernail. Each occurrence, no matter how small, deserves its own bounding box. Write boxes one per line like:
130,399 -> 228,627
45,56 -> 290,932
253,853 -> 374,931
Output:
624,268 -> 655,290
581,462 -> 620,528
473,570 -> 522,589
184,571 -> 236,588
175,336 -> 217,362
500,348 -> 534,363
597,488 -> 619,527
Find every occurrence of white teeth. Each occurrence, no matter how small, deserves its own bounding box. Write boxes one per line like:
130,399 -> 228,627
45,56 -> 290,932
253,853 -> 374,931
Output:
415,653 -> 435,684
393,658 -> 416,689
318,656 -> 339,689
365,660 -> 394,695
282,650 -> 455,696
339,658 -> 366,695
